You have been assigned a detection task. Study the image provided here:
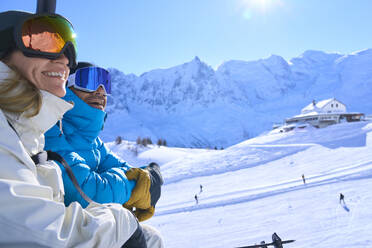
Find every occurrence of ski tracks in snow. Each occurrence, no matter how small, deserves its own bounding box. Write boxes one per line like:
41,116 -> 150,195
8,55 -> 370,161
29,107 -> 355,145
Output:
156,160 -> 372,216
163,144 -> 312,184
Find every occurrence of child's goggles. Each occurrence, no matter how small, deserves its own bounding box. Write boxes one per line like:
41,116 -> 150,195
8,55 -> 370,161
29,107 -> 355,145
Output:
68,67 -> 111,95
15,14 -> 77,68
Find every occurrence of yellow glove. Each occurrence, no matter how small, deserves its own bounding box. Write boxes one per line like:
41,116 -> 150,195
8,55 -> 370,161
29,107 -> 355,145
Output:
124,168 -> 152,209
133,206 -> 155,222
124,167 -> 153,221
124,163 -> 163,222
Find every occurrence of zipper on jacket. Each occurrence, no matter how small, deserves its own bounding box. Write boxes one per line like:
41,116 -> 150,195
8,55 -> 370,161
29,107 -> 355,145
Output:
59,119 -> 63,137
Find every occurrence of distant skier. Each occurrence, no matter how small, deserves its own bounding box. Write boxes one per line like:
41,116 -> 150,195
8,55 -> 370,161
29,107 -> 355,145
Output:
339,193 -> 345,204
200,184 -> 203,193
302,174 -> 306,184
194,194 -> 199,204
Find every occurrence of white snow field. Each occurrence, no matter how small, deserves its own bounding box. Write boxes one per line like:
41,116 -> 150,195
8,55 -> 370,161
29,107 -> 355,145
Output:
107,121 -> 372,248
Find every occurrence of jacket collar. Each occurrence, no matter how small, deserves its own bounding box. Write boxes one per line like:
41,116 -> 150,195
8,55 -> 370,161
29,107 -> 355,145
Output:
0,61 -> 74,155
62,87 -> 107,143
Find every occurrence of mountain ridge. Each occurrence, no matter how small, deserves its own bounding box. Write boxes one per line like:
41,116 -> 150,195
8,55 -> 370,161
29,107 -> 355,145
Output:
101,48 -> 372,148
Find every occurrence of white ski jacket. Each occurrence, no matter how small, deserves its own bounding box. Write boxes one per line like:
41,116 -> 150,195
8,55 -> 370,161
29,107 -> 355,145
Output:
0,62 -> 138,248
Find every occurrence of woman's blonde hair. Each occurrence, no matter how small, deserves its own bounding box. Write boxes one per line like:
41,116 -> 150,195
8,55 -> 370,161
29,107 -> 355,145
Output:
0,67 -> 42,118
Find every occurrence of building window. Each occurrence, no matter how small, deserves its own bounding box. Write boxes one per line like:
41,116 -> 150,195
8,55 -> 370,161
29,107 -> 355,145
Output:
331,104 -> 333,107
336,104 -> 338,107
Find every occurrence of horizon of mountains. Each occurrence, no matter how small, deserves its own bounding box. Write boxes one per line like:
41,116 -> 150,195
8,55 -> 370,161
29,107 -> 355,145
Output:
101,48 -> 372,148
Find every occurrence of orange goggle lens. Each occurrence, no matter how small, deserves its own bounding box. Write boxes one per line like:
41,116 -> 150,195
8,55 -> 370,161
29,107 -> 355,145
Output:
21,15 -> 77,54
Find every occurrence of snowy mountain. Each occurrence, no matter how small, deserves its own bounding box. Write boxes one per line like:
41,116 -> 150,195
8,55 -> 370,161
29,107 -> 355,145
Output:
107,120 -> 372,248
101,49 -> 372,148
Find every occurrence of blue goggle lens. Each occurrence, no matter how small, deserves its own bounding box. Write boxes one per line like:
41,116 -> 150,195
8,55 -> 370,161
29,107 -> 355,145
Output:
74,67 -> 111,94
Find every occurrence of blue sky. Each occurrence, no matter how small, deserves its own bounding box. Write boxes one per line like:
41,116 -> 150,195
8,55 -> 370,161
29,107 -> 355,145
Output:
2,0 -> 372,75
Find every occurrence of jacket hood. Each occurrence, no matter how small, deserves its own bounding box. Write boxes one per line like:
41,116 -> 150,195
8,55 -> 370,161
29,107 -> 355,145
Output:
0,61 -> 73,155
61,87 -> 107,143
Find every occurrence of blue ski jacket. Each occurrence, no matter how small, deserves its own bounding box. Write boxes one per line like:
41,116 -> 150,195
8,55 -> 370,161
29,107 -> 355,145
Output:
45,88 -> 135,207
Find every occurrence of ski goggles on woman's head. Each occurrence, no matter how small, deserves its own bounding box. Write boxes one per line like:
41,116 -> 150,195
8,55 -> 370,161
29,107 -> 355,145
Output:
68,67 -> 111,95
14,14 -> 77,68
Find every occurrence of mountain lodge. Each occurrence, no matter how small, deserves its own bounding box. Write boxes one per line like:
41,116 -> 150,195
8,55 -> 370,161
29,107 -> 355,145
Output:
284,98 -> 364,128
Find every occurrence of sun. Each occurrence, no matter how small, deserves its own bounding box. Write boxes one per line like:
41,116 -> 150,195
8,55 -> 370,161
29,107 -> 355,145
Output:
250,0 -> 272,11
240,0 -> 283,14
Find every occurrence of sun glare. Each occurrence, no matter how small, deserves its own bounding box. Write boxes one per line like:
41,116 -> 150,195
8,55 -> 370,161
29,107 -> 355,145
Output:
250,0 -> 271,11
240,0 -> 283,18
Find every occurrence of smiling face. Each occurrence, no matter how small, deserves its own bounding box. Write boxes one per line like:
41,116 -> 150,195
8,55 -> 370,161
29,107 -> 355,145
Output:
5,50 -> 69,97
70,86 -> 107,111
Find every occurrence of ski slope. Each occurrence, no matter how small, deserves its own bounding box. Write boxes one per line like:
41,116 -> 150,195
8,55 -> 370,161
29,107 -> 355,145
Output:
107,121 -> 372,248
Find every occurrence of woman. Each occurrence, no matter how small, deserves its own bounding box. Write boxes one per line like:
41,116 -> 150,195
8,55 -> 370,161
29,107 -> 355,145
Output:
0,10 -> 161,247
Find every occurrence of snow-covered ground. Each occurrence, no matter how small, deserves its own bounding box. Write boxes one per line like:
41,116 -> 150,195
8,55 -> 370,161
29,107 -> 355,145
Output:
107,121 -> 372,248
